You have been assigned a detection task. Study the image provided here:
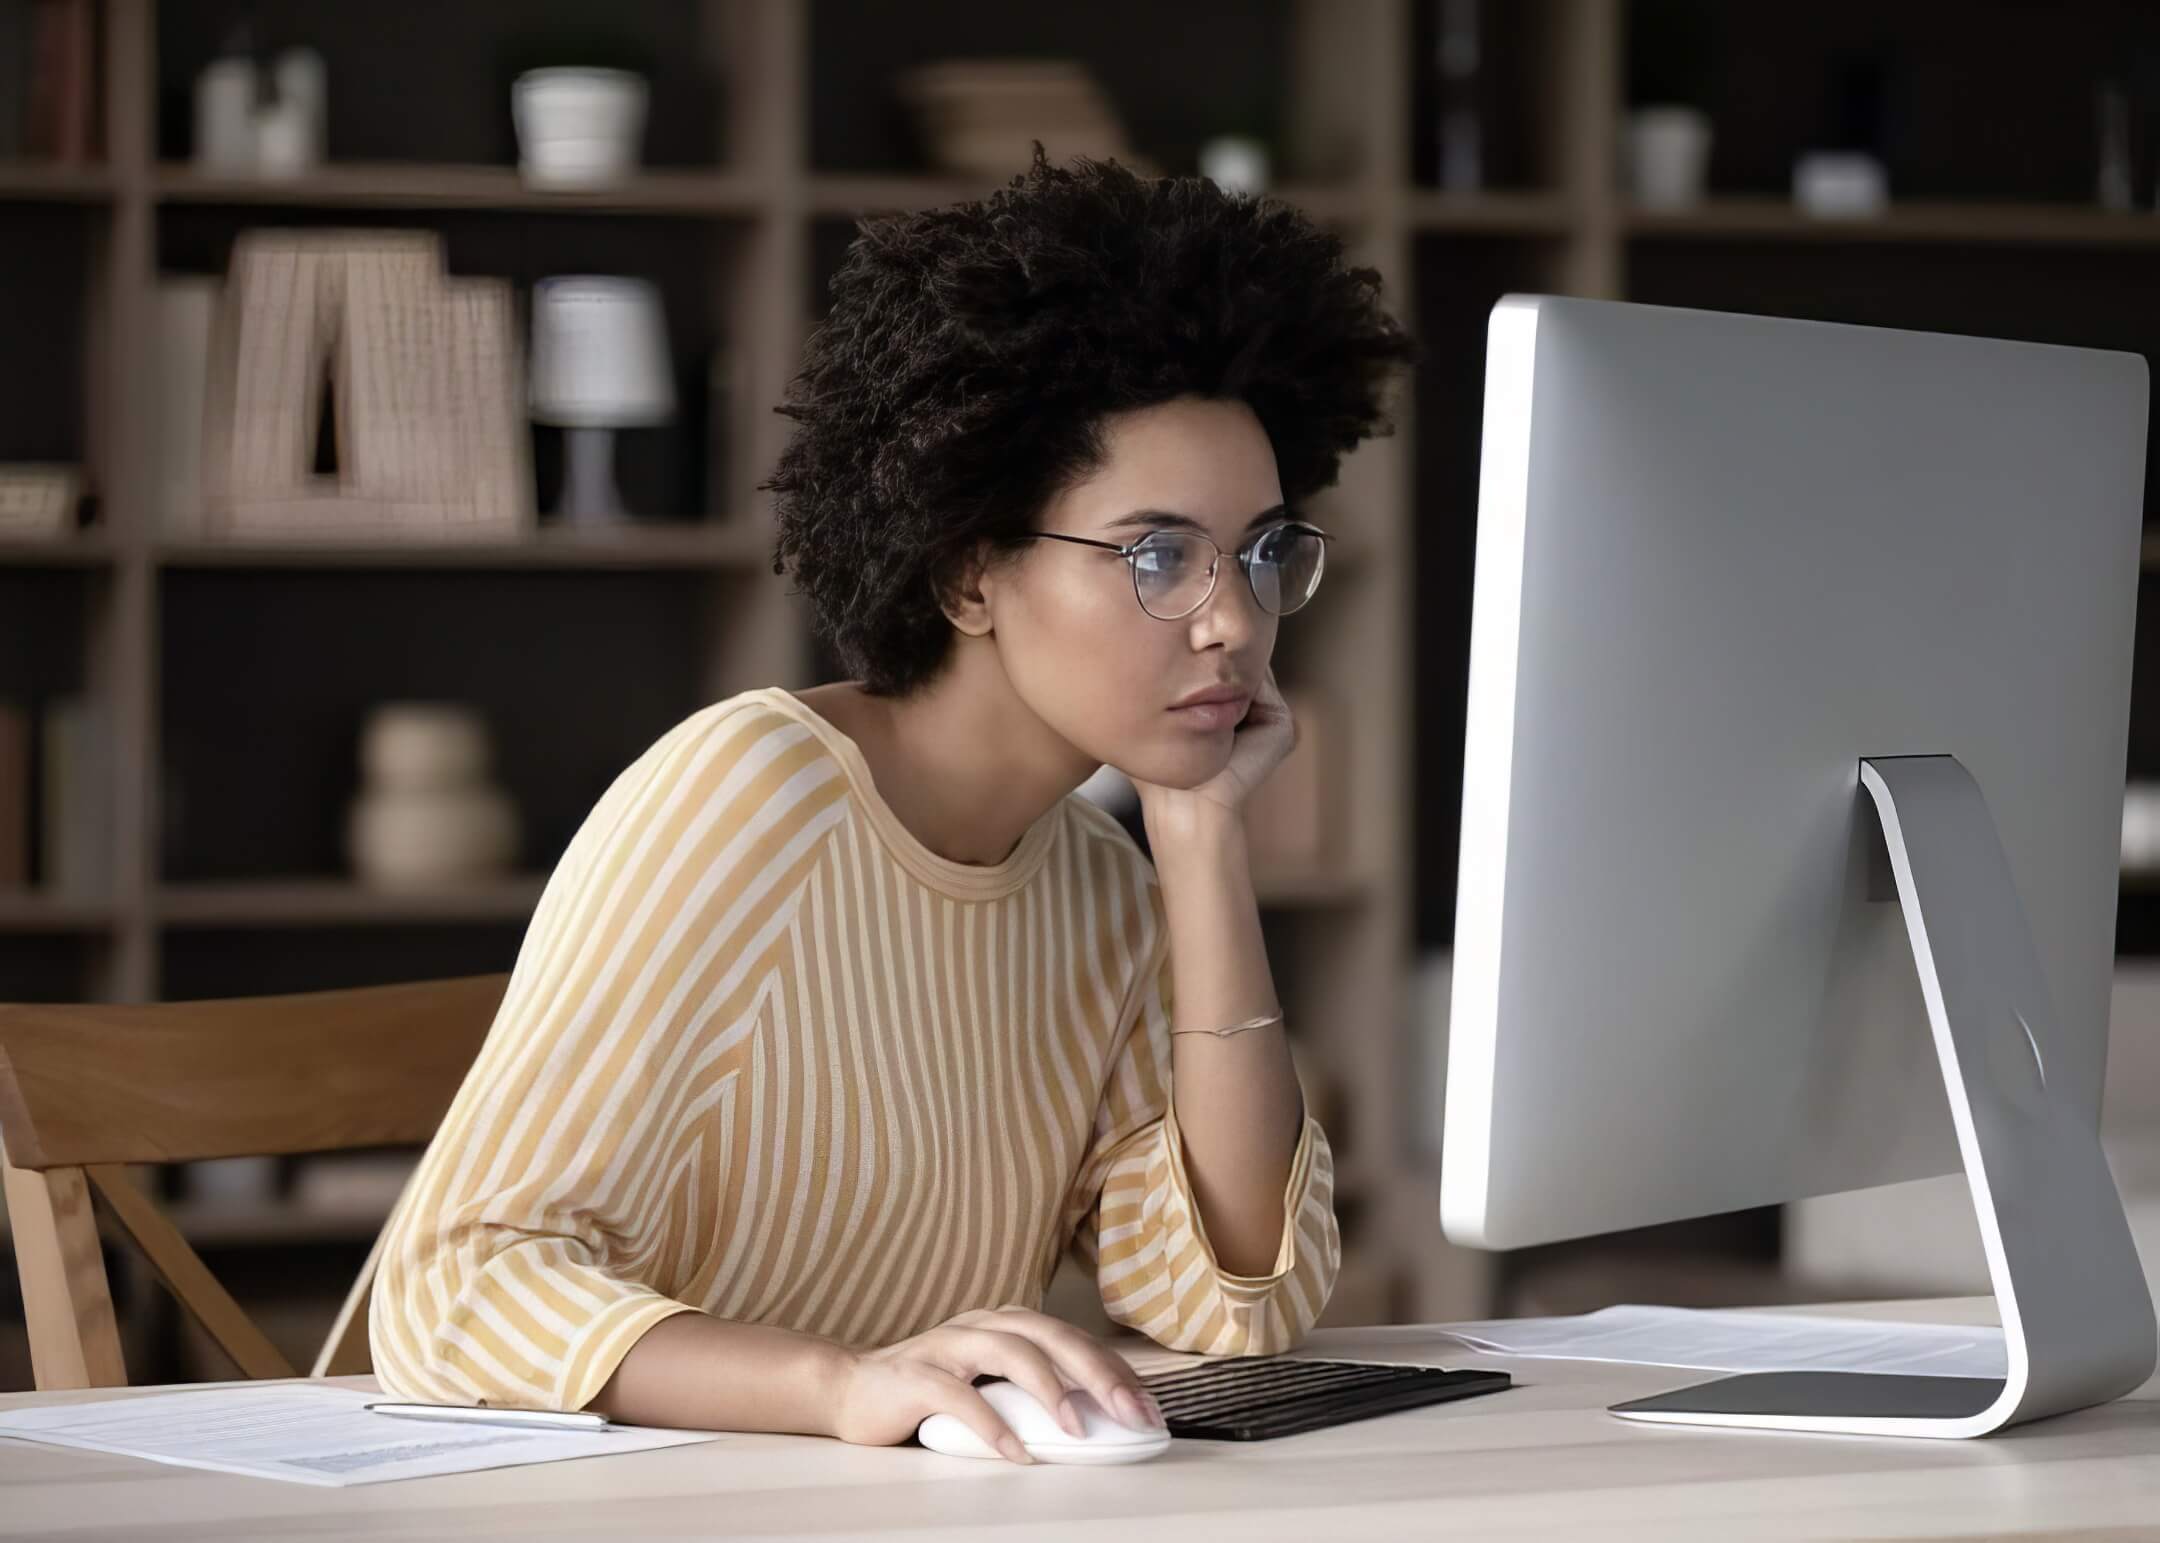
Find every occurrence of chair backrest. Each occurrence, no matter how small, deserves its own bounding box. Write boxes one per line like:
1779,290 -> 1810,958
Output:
0,973 -> 505,1390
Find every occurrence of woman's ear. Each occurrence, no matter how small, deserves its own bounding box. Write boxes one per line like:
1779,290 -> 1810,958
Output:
940,540 -> 997,638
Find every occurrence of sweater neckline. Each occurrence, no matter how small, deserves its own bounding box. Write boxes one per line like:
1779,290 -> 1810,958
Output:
749,687 -> 1060,901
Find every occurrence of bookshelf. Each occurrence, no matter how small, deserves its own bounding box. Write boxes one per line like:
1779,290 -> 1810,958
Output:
7,0 -> 2160,1383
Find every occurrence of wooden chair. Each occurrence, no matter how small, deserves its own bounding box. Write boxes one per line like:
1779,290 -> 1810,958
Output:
0,973 -> 506,1391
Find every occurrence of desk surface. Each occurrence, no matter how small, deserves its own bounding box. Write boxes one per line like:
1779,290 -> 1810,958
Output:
3,1299 -> 2155,1541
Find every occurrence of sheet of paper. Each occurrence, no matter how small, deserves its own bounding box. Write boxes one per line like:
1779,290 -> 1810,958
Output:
0,1383 -> 723,1487
1424,1304 -> 2006,1379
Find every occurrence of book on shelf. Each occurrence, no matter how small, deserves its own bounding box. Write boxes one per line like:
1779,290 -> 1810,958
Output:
0,464 -> 81,536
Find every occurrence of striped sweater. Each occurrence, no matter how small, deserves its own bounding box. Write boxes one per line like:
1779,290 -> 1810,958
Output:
369,686 -> 1340,1413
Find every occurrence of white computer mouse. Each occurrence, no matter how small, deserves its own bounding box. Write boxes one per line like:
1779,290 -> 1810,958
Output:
916,1381 -> 1171,1465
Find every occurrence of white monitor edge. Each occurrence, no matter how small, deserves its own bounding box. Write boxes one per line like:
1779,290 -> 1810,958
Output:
1440,294 -> 1544,1253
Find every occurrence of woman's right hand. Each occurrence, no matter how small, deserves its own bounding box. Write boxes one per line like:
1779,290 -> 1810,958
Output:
825,1304 -> 1167,1464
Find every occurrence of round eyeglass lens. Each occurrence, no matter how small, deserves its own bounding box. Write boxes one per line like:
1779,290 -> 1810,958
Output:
1247,524 -> 1326,614
1132,532 -> 1217,619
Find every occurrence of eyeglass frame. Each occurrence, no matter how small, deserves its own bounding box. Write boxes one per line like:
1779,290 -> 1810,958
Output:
1013,518 -> 1335,620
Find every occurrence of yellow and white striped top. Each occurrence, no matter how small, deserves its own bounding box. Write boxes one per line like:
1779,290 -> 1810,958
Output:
369,686 -> 1340,1413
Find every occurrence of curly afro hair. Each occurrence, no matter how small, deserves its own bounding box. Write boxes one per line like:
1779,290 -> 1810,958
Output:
761,141 -> 1420,697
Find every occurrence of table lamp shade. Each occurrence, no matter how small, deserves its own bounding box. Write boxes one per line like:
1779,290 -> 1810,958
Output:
528,276 -> 676,427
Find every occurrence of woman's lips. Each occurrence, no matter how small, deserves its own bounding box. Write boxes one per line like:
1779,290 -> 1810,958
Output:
1168,697 -> 1250,731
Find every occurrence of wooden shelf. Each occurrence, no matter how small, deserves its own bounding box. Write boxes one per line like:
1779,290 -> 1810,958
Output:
157,877 -> 548,929
808,173 -> 1373,225
155,523 -> 769,572
1628,197 -> 2160,249
155,162 -> 769,216
0,892 -> 115,934
0,0 -> 1497,1342
807,173 -> 1020,216
0,159 -> 114,202
1406,189 -> 1575,235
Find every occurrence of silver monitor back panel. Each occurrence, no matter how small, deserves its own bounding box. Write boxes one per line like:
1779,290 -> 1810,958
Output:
1442,295 -> 2147,1250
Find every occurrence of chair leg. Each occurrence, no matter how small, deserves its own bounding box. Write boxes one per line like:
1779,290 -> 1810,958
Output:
2,1156 -> 126,1389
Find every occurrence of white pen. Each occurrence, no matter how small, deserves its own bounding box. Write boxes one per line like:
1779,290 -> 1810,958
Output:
363,1400 -> 615,1432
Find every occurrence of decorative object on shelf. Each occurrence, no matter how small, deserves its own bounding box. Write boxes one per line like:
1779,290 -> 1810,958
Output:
1198,134 -> 1270,197
1792,151 -> 1888,219
0,464 -> 80,536
193,33 -> 257,172
201,230 -> 533,541
897,60 -> 1154,179
1626,105 -> 1712,210
1433,0 -> 1482,191
347,702 -> 520,889
257,47 -> 327,176
2097,81 -> 2135,212
24,0 -> 94,161
1242,686 -> 1336,874
0,700 -> 27,888
194,39 -> 328,177
529,275 -> 675,525
2123,782 -> 2160,874
153,277 -> 219,538
39,694 -> 109,899
1796,49 -> 1892,220
513,67 -> 649,187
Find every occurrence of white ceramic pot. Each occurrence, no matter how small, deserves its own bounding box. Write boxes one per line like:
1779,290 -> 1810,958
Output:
1793,150 -> 1889,218
359,703 -> 492,793
348,786 -> 519,888
1627,105 -> 1713,210
513,68 -> 648,187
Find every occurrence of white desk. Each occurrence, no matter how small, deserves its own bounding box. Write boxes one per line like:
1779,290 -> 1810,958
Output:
3,1299 -> 2155,1540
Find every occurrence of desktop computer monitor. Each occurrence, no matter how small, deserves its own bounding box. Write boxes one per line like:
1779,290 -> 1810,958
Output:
1440,294 -> 2157,1438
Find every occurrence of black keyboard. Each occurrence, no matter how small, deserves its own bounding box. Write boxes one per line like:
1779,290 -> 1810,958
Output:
1140,1356 -> 1512,1441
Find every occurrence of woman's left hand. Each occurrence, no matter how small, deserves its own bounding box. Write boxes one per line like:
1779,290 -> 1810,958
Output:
1131,666 -> 1297,848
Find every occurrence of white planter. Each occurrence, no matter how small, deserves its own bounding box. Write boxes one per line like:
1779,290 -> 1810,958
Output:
348,786 -> 518,888
359,703 -> 492,793
513,68 -> 648,187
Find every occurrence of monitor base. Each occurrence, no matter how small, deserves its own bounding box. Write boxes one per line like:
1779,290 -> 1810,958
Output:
1611,755 -> 2155,1439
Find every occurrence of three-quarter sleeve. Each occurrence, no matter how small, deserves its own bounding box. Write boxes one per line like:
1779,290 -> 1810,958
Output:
367,702 -> 850,1412
1063,910 -> 1342,1357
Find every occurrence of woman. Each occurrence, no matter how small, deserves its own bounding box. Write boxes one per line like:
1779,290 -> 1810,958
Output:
369,145 -> 1418,1465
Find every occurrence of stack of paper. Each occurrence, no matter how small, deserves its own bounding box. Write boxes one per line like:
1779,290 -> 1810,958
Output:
1421,1304 -> 2007,1379
0,1383 -> 721,1487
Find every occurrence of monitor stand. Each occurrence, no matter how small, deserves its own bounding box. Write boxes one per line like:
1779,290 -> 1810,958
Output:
1611,754 -> 2157,1438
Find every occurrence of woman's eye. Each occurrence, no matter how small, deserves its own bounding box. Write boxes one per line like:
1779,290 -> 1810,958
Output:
1136,542 -> 1188,576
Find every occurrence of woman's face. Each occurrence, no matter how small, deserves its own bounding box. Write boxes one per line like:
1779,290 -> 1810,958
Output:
982,394 -> 1285,789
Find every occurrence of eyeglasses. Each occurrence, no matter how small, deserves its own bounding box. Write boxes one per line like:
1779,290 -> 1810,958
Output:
1017,520 -> 1333,621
